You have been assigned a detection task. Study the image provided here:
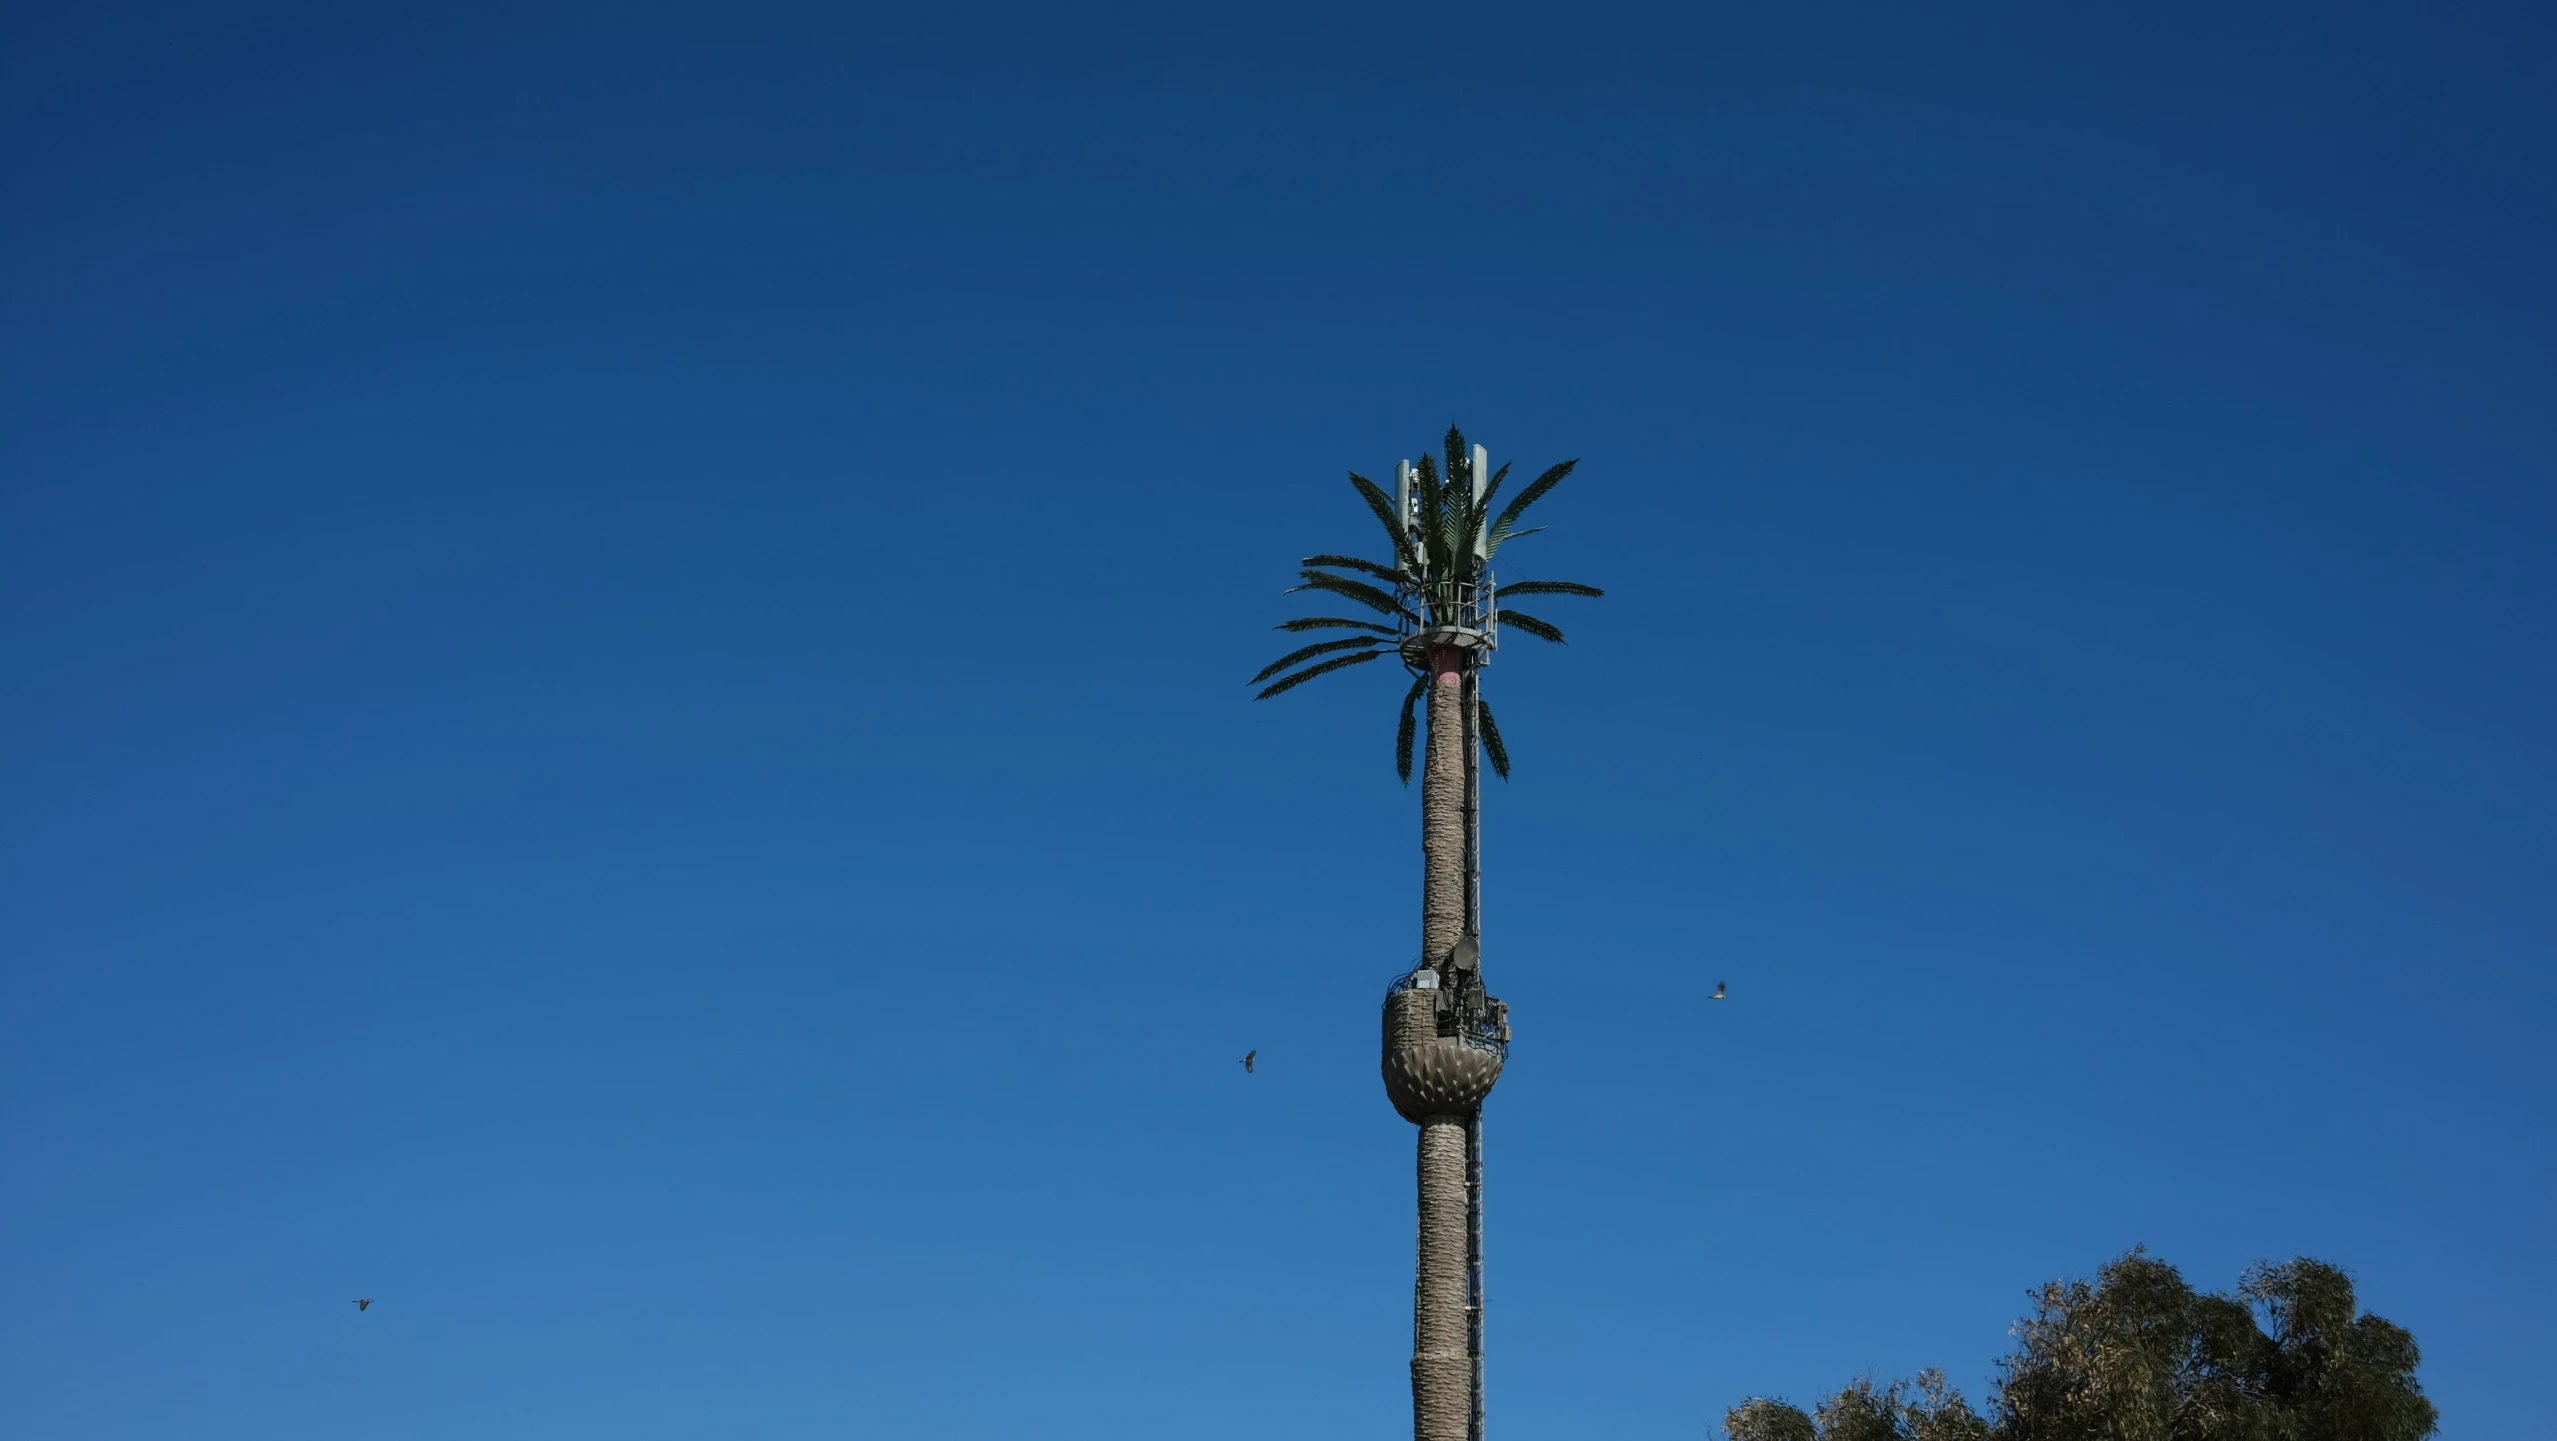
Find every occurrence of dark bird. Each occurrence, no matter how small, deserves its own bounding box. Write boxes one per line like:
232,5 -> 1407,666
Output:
354,1299 -> 373,1311
1711,981 -> 1727,1000
1241,1050 -> 1256,1073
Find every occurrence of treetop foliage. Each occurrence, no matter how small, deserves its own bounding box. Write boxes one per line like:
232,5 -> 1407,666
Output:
1252,425 -> 1602,781
1726,1250 -> 2436,1441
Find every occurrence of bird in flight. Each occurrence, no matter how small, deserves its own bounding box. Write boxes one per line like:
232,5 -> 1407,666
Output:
1241,1050 -> 1256,1073
1711,981 -> 1727,1000
354,1298 -> 373,1311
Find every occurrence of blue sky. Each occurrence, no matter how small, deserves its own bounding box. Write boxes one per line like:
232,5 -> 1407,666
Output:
3,2 -> 2551,1437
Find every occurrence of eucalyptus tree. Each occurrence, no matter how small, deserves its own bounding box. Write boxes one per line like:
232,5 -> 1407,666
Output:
1252,426 -> 1600,1441
1725,1250 -> 2438,1441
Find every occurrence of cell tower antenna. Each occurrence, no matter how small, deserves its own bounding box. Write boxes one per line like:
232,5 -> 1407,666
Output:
1472,444 -> 1490,561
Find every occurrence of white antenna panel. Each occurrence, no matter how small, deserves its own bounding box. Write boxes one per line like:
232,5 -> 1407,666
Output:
1472,444 -> 1490,558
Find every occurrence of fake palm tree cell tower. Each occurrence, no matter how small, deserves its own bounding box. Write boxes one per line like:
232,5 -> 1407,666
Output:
1383,448 -> 1508,1441
1251,430 -> 1598,1441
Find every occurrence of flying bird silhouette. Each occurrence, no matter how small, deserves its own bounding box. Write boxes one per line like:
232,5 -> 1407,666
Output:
354,1298 -> 373,1311
1710,981 -> 1727,1000
1241,1050 -> 1256,1073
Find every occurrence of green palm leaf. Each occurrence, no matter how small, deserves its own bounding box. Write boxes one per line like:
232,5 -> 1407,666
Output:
1303,553 -> 1405,583
1254,647 -> 1388,699
1289,569 -> 1420,621
1434,453 -> 1464,578
1495,580 -> 1604,598
1485,459 -> 1577,553
1478,694 -> 1511,780
1251,635 -> 1387,685
1495,608 -> 1565,643
1443,426 -> 1474,568
1395,674 -> 1428,783
1278,616 -> 1398,635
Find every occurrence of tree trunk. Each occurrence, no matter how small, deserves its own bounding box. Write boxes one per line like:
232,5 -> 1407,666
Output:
1412,1115 -> 1472,1441
1421,647 -> 1467,966
1411,643 -> 1472,1441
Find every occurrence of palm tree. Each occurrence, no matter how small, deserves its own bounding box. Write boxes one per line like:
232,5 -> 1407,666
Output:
1252,426 -> 1601,1441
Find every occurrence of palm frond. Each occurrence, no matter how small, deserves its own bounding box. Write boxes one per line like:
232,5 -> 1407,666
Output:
1395,674 -> 1428,783
1254,647 -> 1388,699
1288,569 -> 1419,621
1435,452 -> 1463,577
1478,694 -> 1511,780
1277,616 -> 1398,635
1495,580 -> 1605,598
1483,524 -> 1544,555
1495,608 -> 1565,643
1303,553 -> 1405,584
1444,428 -> 1487,571
1349,472 -> 1420,570
1251,635 -> 1387,685
1413,453 -> 1446,577
1486,459 -> 1577,551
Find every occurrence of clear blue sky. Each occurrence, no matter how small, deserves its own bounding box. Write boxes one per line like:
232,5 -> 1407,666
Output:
4,3 -> 2550,1437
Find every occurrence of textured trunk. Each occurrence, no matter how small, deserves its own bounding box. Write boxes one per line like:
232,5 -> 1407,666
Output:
1421,648 -> 1468,967
1412,644 -> 1472,1441
1412,1115 -> 1472,1441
